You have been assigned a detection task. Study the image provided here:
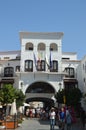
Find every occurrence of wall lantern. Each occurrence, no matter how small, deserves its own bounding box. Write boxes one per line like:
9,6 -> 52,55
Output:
58,82 -> 62,90
20,82 -> 23,89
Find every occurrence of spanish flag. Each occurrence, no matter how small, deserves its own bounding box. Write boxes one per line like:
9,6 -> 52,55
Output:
63,95 -> 66,104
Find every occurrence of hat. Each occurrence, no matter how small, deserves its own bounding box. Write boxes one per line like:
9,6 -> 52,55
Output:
51,107 -> 55,110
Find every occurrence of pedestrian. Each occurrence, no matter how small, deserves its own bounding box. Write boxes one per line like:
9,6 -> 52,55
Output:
58,107 -> 65,130
80,108 -> 86,128
49,107 -> 56,130
66,109 -> 72,130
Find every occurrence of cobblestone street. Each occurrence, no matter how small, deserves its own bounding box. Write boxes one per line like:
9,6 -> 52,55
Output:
15,118 -> 85,130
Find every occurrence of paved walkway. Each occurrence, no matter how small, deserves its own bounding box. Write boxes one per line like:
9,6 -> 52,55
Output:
15,118 -> 85,130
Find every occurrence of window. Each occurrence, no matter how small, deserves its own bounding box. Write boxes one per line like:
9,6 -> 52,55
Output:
62,58 -> 70,60
65,67 -> 75,78
16,56 -> 21,60
41,60 -> 45,71
37,60 -> 45,71
16,66 -> 20,72
4,57 -> 10,60
25,60 -> 33,72
4,67 -> 14,77
50,60 -> 58,72
37,60 -> 41,71
50,43 -> 58,51
38,43 -> 45,51
25,42 -> 33,50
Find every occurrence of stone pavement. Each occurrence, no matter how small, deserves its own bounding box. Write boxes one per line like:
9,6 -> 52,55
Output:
15,118 -> 85,130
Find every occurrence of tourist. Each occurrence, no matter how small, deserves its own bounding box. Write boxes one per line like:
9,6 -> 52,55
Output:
80,108 -> 86,128
58,107 -> 65,130
49,107 -> 56,130
66,109 -> 72,130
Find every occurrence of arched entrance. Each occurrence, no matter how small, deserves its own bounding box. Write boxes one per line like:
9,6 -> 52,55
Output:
26,82 -> 55,93
25,81 -> 56,109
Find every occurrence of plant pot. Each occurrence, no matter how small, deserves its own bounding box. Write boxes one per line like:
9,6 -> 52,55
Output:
4,121 -> 18,129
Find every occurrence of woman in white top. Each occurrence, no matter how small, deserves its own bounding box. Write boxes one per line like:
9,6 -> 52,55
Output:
49,107 -> 56,130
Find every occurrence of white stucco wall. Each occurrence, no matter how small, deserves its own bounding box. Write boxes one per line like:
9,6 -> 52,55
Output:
20,38 -> 62,73
77,55 -> 86,93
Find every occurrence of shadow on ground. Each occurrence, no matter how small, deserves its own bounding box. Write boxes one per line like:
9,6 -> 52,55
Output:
38,119 -> 50,125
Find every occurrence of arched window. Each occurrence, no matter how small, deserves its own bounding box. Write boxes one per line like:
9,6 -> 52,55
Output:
25,60 -> 33,72
50,60 -> 58,72
38,43 -> 45,51
25,42 -> 33,50
4,67 -> 14,77
50,43 -> 58,51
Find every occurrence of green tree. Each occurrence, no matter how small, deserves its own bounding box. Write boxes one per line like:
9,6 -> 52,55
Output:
0,84 -> 16,104
15,89 -> 26,108
55,89 -> 64,104
55,87 -> 82,108
0,84 -> 25,108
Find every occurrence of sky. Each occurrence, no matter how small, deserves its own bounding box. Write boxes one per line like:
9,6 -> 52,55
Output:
0,0 -> 86,60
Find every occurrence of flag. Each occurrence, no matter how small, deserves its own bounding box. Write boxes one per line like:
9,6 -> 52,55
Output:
33,53 -> 37,70
63,95 -> 66,104
38,52 -> 41,66
45,54 -> 50,69
38,52 -> 41,62
49,51 -> 52,70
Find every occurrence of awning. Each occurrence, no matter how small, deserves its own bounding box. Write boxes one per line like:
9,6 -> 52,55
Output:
0,79 -> 14,83
64,78 -> 78,83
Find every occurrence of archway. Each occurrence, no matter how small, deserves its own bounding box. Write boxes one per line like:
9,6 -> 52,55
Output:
25,81 -> 56,109
26,81 -> 55,93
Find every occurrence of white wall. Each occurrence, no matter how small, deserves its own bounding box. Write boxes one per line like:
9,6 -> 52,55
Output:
77,55 -> 86,93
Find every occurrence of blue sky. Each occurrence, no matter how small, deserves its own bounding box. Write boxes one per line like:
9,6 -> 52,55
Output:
0,0 -> 86,59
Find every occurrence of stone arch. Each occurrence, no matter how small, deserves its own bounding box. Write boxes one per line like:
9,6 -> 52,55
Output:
25,81 -> 56,109
25,81 -> 55,93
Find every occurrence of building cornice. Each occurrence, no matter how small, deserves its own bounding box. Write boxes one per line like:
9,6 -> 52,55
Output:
19,31 -> 64,43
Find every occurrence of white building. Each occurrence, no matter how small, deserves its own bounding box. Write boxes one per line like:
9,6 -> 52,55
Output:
77,55 -> 86,93
0,31 -> 84,108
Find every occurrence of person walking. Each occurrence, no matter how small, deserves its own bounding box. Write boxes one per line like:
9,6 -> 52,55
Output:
80,108 -> 86,129
49,107 -> 56,130
66,109 -> 72,130
58,107 -> 65,130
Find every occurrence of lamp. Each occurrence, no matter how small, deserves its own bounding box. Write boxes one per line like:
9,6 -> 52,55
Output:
20,82 -> 23,89
59,82 -> 62,90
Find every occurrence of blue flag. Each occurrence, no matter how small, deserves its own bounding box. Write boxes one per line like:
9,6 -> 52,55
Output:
50,51 -> 52,70
33,53 -> 37,70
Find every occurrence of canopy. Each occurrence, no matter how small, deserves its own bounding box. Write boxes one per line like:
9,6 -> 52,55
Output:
10,99 -> 17,115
